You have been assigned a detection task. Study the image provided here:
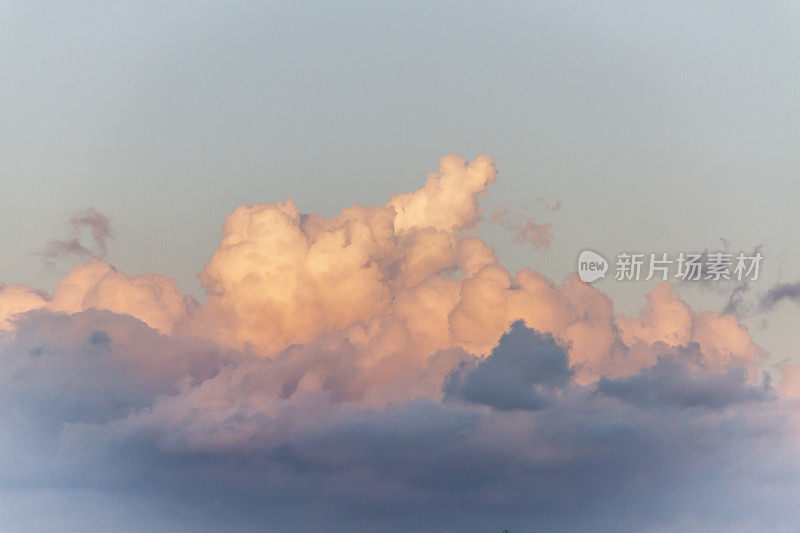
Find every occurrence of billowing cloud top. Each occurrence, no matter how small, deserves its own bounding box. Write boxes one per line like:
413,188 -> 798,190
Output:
0,155 -> 798,531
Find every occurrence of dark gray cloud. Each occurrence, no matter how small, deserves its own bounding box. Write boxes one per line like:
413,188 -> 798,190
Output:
444,321 -> 572,410
598,352 -> 771,409
759,280 -> 800,312
722,280 -> 750,315
0,313 -> 798,532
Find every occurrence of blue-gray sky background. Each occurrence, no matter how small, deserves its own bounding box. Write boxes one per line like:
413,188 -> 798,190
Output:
2,0 -> 798,365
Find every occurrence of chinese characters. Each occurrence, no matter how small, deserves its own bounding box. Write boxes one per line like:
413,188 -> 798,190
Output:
614,252 -> 762,281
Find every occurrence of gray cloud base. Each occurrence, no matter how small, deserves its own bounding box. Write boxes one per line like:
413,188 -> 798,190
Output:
0,312 -> 797,532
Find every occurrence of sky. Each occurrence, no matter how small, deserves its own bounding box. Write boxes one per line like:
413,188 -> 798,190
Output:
1,1 -> 800,531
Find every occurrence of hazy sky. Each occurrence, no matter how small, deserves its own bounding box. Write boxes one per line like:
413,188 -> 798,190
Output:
4,0 -> 798,363
1,3 -> 800,530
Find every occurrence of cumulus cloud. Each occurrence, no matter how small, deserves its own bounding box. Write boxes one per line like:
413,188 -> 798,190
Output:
0,154 -> 797,531
196,154 -> 497,354
3,313 -> 793,531
0,258 -> 193,335
0,283 -> 49,330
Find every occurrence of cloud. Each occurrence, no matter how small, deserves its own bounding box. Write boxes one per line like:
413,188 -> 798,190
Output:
491,206 -> 553,250
673,244 -> 763,318
68,208 -> 113,253
0,154 -> 796,531
722,281 -> 750,315
195,154 -> 498,355
778,363 -> 800,398
2,310 -> 793,531
0,310 -> 235,426
0,283 -> 49,330
0,258 -> 193,335
760,280 -> 800,311
444,321 -> 572,411
597,347 -> 771,409
39,208 -> 113,266
536,197 -> 562,211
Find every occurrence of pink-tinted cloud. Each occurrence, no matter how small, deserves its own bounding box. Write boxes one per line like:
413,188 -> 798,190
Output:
0,154 -> 796,530
492,206 -> 553,250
